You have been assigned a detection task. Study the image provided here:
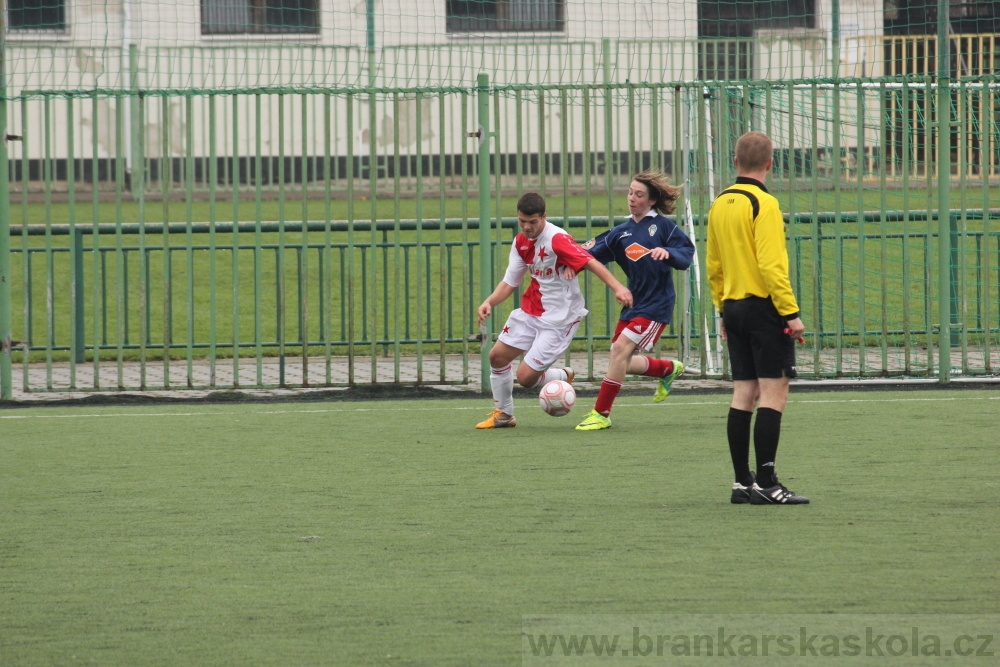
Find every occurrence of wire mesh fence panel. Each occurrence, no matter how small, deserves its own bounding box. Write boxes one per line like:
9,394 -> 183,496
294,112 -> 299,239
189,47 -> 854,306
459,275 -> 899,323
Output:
1,2 -> 999,395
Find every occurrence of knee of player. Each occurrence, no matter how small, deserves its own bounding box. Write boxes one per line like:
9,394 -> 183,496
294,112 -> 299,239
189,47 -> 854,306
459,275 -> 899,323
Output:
487,347 -> 509,368
515,366 -> 541,388
609,342 -> 635,366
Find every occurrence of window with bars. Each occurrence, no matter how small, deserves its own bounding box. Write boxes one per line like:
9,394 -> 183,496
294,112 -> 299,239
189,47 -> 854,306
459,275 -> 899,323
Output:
698,40 -> 754,80
697,0 -> 816,79
447,0 -> 565,33
885,0 -> 1000,35
698,0 -> 816,35
202,0 -> 319,35
8,0 -> 66,31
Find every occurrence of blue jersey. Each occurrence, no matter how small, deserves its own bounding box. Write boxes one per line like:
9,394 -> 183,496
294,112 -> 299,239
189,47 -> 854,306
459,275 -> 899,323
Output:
582,213 -> 695,323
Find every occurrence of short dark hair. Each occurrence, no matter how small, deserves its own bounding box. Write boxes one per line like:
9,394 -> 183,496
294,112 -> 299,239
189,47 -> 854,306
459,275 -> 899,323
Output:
517,192 -> 546,216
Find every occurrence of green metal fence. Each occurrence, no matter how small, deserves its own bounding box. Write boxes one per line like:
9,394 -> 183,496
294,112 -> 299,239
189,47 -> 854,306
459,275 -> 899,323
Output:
6,204 -> 1000,394
2,75 -> 999,397
9,217 -> 622,392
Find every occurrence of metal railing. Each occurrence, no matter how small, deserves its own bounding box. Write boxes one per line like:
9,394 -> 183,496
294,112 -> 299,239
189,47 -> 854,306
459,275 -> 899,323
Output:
7,204 -> 1000,394
1,73 -> 999,397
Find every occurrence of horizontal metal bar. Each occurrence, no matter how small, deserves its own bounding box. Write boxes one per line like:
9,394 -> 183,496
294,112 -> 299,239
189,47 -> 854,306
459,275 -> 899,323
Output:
8,218 -> 613,236
9,209 -> 1000,237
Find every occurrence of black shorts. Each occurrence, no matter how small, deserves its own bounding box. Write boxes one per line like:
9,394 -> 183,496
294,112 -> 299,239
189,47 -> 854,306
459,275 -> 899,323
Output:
722,296 -> 797,380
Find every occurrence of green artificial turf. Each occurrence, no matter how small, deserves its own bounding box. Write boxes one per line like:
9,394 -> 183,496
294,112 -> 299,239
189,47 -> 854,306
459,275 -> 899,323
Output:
2,389 -> 998,665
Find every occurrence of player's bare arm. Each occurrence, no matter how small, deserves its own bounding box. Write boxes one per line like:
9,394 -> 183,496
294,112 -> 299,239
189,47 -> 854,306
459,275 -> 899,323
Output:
583,258 -> 633,307
477,282 -> 517,325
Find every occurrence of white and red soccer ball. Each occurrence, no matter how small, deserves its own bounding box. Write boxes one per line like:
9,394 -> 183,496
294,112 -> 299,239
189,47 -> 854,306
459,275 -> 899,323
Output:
539,380 -> 576,417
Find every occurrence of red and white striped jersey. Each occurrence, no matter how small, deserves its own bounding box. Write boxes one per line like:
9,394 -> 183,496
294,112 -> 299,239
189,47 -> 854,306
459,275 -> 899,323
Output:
502,221 -> 595,328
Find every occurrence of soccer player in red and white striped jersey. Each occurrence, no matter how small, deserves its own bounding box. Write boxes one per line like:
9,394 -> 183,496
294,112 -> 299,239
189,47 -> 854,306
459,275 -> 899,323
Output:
475,193 -> 632,429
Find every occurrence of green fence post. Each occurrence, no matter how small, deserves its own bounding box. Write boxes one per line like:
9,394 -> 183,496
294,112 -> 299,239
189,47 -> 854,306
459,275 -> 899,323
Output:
477,72 -> 493,393
831,0 -> 840,78
72,228 -> 85,363
366,0 -> 376,86
129,43 -> 141,201
0,44 -> 10,400
936,0 -> 952,383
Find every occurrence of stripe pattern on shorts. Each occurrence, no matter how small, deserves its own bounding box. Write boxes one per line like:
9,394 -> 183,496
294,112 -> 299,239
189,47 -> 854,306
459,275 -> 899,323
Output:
638,321 -> 665,350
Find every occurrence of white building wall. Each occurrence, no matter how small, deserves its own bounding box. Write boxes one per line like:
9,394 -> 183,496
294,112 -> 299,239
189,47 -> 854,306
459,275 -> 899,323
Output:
755,29 -> 829,80
1,0 -> 914,174
828,0 -> 886,77
4,0 -> 897,92
568,0 -> 698,41
377,0 -> 445,46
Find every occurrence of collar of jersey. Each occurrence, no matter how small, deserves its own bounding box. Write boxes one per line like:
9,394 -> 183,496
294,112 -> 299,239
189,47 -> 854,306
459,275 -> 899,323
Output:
629,209 -> 657,223
735,176 -> 769,192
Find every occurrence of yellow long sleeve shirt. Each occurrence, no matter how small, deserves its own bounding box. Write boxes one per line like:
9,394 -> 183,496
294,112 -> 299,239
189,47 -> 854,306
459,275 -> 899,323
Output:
706,177 -> 800,319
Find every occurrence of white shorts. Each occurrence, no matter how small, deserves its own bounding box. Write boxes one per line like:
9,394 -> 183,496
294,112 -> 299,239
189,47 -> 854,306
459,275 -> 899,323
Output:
497,309 -> 581,372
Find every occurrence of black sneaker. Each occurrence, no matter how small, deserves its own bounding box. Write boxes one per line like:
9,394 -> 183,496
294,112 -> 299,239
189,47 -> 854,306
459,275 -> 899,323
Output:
750,477 -> 810,505
731,473 -> 755,504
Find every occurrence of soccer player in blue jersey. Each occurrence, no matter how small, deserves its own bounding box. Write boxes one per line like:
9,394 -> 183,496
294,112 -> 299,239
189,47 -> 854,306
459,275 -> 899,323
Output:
575,169 -> 695,431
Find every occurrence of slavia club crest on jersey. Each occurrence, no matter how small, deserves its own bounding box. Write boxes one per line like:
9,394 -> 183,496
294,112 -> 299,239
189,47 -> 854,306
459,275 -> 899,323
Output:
648,225 -> 657,236
625,242 -> 652,262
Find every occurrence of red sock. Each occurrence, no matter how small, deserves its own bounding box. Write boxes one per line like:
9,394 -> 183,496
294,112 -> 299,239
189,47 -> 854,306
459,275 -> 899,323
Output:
640,357 -> 674,378
594,377 -> 622,416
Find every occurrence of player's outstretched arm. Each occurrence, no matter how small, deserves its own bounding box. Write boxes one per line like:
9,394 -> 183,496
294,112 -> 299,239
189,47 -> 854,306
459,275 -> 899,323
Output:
477,281 -> 517,325
583,258 -> 633,307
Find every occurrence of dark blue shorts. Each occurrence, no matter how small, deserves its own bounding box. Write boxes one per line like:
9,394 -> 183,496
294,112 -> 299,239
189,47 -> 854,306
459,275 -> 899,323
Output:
722,297 -> 797,380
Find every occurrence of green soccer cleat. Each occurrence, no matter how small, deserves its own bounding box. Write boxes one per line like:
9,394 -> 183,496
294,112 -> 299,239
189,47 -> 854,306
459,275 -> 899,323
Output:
653,360 -> 685,403
575,409 -> 611,431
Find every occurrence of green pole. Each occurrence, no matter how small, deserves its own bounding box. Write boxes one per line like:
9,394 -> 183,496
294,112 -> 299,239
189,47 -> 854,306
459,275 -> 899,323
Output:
831,0 -> 840,78
602,38 -> 614,218
0,2 -> 11,400
936,0 -> 952,382
366,0 -> 376,87
129,43 -> 141,201
477,72 -> 492,392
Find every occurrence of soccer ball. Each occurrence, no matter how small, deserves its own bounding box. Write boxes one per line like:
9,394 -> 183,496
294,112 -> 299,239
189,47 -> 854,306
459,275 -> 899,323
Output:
539,380 -> 576,417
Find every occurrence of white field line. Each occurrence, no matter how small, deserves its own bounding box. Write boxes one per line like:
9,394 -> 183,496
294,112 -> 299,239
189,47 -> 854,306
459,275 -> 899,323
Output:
0,394 -> 997,420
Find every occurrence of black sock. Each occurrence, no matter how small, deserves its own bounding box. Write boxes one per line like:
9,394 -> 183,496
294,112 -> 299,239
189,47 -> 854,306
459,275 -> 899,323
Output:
727,408 -> 754,486
754,407 -> 783,487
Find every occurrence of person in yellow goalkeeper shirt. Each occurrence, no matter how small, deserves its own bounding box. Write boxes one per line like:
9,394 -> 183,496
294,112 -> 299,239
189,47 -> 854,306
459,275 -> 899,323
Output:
706,131 -> 809,505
